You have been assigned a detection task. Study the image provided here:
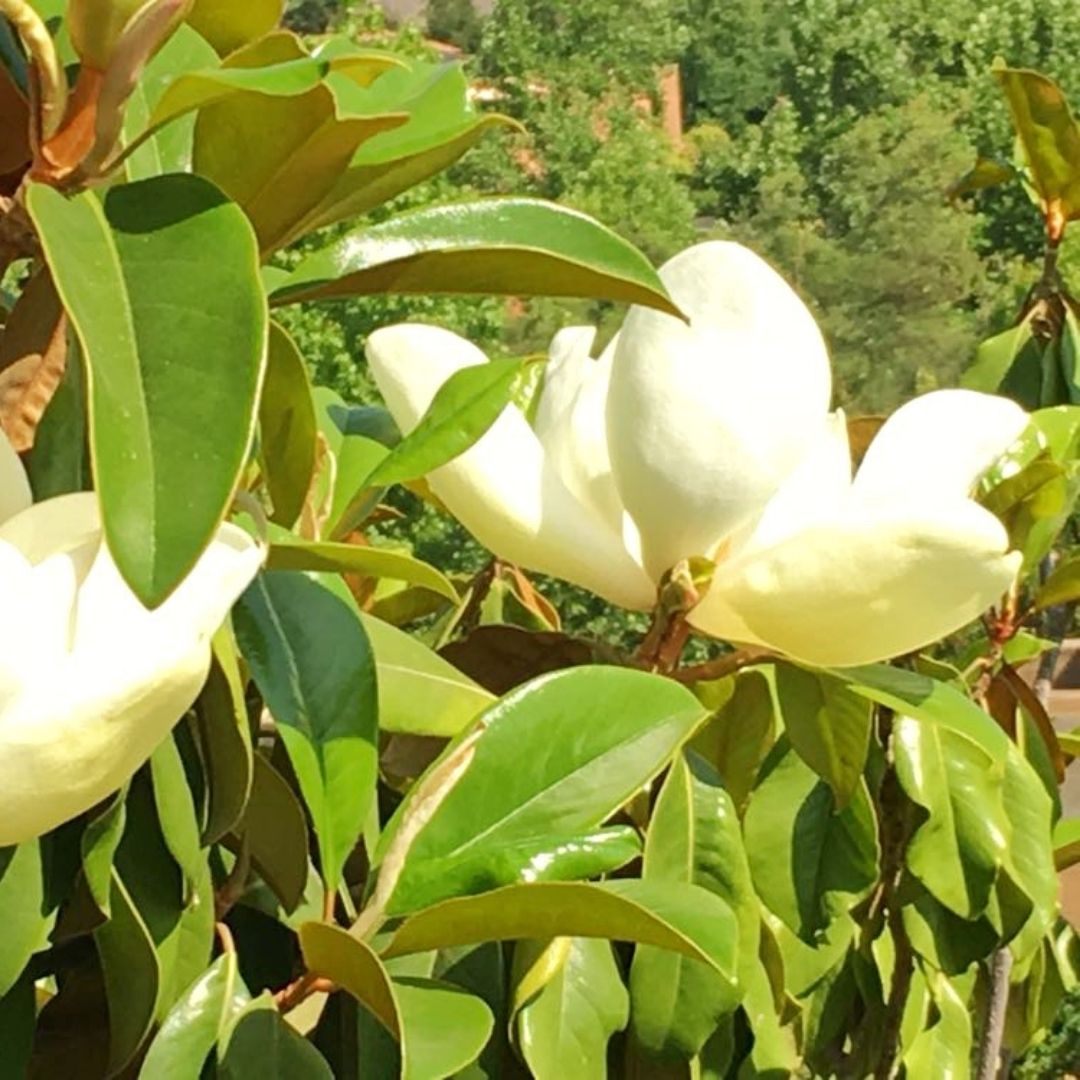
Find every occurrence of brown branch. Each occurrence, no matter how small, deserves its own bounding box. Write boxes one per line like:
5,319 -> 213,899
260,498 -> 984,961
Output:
671,647 -> 774,684
975,949 -> 1014,1080
274,972 -> 335,1014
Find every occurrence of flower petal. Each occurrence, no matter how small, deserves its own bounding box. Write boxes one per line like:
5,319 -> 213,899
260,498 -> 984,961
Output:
534,326 -> 626,532
0,516 -> 262,845
853,390 -> 1029,501
0,426 -> 31,526
0,491 -> 101,564
607,241 -> 832,579
366,324 -> 654,608
689,499 -> 1019,666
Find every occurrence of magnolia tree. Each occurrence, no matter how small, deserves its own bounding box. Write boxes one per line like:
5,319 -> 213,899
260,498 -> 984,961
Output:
0,2 -> 1079,1078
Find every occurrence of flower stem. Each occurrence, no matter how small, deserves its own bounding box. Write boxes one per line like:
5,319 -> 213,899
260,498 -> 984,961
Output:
0,0 -> 66,140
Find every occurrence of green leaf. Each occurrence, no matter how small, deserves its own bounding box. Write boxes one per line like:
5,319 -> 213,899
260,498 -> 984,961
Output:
300,925 -> 493,1078
0,974 -> 34,1078
266,538 -> 457,603
743,739 -> 879,941
234,572 -> 378,891
234,754 -> 309,913
25,334 -> 88,500
95,872 -> 160,1075
121,24 -> 220,181
140,952 -> 249,1076
270,198 -> 683,319
1035,553 -> 1080,609
218,998 -> 334,1078
293,62 -> 515,233
192,35 -> 407,254
774,664 -> 872,809
902,965 -> 973,1077
196,628 -> 254,845
993,65 -> 1080,220
372,667 -> 706,915
359,612 -> 494,737
629,755 -> 743,1060
187,0 -> 284,55
150,734 -> 204,897
961,317 -> 1037,394
0,842 -> 48,997
513,937 -> 627,1080
331,358 -> 529,540
27,176 -> 266,606
260,322 -> 317,528
76,791 -> 127,926
892,715 -> 1007,918
1053,817 -> 1080,869
946,155 -> 1020,201
382,880 -> 738,984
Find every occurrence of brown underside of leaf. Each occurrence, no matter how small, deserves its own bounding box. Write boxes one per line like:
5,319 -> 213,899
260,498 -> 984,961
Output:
0,269 -> 68,451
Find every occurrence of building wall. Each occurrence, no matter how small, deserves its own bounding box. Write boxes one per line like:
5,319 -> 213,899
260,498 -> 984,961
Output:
379,0 -> 494,21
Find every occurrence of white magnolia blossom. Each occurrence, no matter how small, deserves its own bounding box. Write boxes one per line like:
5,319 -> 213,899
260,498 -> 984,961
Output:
0,432 -> 262,845
366,241 -> 1027,667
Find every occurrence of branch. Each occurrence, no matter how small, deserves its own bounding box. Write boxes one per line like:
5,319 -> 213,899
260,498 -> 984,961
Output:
671,647 -> 774,684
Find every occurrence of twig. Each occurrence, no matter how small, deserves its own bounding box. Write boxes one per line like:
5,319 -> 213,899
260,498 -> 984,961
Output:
975,949 -> 1014,1080
671,647 -> 774,684
274,972 -> 335,1013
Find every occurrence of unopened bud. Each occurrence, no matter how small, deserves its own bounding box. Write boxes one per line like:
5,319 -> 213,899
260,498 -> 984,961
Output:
68,0 -> 154,69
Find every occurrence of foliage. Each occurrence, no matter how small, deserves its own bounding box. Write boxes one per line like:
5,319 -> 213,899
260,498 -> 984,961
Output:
424,0 -> 483,52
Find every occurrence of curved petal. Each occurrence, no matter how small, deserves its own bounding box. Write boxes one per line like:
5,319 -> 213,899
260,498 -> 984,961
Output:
534,326 -> 626,532
853,390 -> 1029,501
0,517 -> 262,845
0,427 -> 31,526
366,324 -> 654,608
690,499 -> 1019,666
0,492 -> 101,564
607,241 -> 832,579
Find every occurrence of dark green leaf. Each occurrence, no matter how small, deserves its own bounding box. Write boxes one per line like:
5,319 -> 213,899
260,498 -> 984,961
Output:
1036,553 -> 1080,609
0,973 -> 34,1078
774,664 -> 872,809
218,997 -> 334,1078
25,333 -> 88,500
234,572 -> 378,891
372,667 -> 705,915
743,739 -> 879,941
961,317 -> 1037,395
260,322 -> 317,528
270,198 -> 683,319
149,734 -> 204,898
27,176 -> 267,606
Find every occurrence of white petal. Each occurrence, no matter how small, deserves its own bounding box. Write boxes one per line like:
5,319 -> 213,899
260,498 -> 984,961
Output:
689,499 -> 1019,666
366,324 -> 654,608
607,241 -> 832,579
0,491 -> 101,564
853,390 -> 1029,501
0,514 -> 262,845
0,426 -> 31,525
534,326 -> 626,532
739,412 -> 852,553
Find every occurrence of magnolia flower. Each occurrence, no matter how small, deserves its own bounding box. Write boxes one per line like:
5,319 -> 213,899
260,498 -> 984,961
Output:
0,431 -> 262,845
366,242 -> 1027,667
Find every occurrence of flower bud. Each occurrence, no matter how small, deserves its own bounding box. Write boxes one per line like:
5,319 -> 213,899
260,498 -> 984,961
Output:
68,0 -> 154,69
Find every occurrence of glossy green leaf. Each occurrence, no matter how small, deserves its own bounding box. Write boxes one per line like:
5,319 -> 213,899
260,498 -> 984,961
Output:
121,24 -> 220,180
235,754 -> 310,913
383,880 -> 738,984
1053,817 -> 1080,869
27,176 -> 266,606
192,35 -> 407,254
294,62 -> 515,233
994,65 -> 1080,220
78,792 -> 127,925
187,0 -> 284,55
270,198 -> 683,318
743,739 -> 879,941
196,628 -> 254,845
301,925 -> 493,1078
513,938 -> 627,1080
373,667 -> 706,914
359,612 -> 494,736
260,322 -> 317,528
140,952 -> 249,1077
774,664 -> 872,809
234,572 -> 378,891
331,358 -> 528,539
900,886 -> 1000,975
394,977 -> 494,1080
95,872 -> 160,1076
218,999 -> 333,1078
892,715 -> 1007,918
25,334 -> 88,501
150,735 -> 204,897
961,316 -> 1037,394
629,755 -> 743,1059
266,538 -> 457,602
0,842 -> 48,997
902,965 -> 972,1077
